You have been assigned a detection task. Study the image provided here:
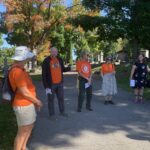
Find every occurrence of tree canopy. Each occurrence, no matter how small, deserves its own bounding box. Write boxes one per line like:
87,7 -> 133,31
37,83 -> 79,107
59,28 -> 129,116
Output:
82,0 -> 150,57
1,0 -> 150,63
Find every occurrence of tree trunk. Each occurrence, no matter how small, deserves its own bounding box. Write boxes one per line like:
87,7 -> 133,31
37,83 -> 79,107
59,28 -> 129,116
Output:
132,38 -> 140,60
69,41 -> 73,65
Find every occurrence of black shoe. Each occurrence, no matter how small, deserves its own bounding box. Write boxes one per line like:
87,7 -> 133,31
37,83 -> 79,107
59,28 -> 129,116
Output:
108,101 -> 115,105
86,108 -> 93,111
104,101 -> 108,105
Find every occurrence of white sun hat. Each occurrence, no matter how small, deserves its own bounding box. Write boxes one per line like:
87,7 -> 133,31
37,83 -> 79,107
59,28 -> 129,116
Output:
11,46 -> 35,61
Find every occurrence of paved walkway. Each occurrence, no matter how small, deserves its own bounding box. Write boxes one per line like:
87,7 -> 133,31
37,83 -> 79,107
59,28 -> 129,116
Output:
29,74 -> 150,150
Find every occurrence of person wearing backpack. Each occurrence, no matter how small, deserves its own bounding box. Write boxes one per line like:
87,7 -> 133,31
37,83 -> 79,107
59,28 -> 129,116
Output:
9,46 -> 43,150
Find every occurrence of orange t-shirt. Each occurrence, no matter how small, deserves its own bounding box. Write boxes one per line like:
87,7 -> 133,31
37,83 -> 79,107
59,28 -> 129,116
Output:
101,63 -> 115,75
76,60 -> 91,78
50,58 -> 62,84
9,67 -> 36,106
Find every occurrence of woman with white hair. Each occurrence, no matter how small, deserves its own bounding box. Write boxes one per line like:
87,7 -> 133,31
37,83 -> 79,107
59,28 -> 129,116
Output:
101,56 -> 117,105
9,46 -> 43,150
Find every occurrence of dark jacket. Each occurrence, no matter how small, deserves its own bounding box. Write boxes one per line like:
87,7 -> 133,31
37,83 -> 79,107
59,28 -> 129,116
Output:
42,56 -> 70,89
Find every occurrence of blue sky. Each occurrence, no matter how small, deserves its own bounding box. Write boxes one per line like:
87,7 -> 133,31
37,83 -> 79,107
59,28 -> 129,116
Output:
0,3 -> 10,48
65,0 -> 72,6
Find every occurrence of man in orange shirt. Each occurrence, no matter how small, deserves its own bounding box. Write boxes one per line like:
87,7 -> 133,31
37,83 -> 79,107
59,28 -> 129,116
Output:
42,46 -> 71,117
76,50 -> 93,112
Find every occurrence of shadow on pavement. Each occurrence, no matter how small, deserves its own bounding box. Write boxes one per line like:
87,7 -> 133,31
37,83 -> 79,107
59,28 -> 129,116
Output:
29,74 -> 150,149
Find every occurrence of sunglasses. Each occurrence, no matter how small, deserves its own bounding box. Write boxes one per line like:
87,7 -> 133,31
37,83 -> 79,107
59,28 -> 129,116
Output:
107,58 -> 112,61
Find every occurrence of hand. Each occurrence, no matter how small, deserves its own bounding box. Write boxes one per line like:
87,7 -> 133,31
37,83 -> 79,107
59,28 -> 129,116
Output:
35,100 -> 43,111
46,88 -> 52,95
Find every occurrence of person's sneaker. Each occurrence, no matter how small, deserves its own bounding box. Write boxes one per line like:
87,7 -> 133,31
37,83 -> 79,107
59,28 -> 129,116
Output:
86,107 -> 93,111
108,101 -> 115,105
104,101 -> 108,105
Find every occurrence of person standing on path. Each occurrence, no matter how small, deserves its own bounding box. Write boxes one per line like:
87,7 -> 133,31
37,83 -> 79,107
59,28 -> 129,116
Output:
9,46 -> 43,150
76,50 -> 93,112
130,54 -> 150,103
42,46 -> 71,117
101,56 -> 117,105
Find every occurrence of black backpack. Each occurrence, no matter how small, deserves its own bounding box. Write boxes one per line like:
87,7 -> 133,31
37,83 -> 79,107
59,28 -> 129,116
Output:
2,68 -> 17,102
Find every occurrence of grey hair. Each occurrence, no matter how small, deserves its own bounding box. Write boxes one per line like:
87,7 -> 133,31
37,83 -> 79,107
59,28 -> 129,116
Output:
80,50 -> 89,58
50,47 -> 58,51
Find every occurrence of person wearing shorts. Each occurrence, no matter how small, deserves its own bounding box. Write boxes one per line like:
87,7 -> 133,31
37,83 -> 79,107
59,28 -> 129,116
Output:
9,46 -> 43,150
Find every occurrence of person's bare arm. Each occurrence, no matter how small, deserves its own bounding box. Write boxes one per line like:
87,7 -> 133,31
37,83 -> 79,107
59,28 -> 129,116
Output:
130,65 -> 136,80
147,65 -> 150,72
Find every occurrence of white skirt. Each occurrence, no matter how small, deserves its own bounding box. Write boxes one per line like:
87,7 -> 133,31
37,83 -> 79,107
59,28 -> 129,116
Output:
102,73 -> 117,96
13,104 -> 37,126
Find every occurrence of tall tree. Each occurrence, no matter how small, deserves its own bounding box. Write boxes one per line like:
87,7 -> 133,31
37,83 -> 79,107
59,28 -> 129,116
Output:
1,0 -> 91,65
2,0 -> 67,50
0,34 -> 3,47
82,0 -> 150,58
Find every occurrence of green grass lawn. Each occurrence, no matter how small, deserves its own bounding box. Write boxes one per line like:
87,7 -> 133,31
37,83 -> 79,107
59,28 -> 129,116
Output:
116,64 -> 132,92
30,74 -> 42,81
0,76 -> 17,149
0,102 -> 17,150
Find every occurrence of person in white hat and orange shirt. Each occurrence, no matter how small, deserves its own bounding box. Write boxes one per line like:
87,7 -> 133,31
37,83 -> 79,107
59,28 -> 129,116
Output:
9,46 -> 43,150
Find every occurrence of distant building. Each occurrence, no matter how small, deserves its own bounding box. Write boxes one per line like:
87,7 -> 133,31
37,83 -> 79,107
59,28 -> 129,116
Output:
140,49 -> 149,58
116,50 -> 128,62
